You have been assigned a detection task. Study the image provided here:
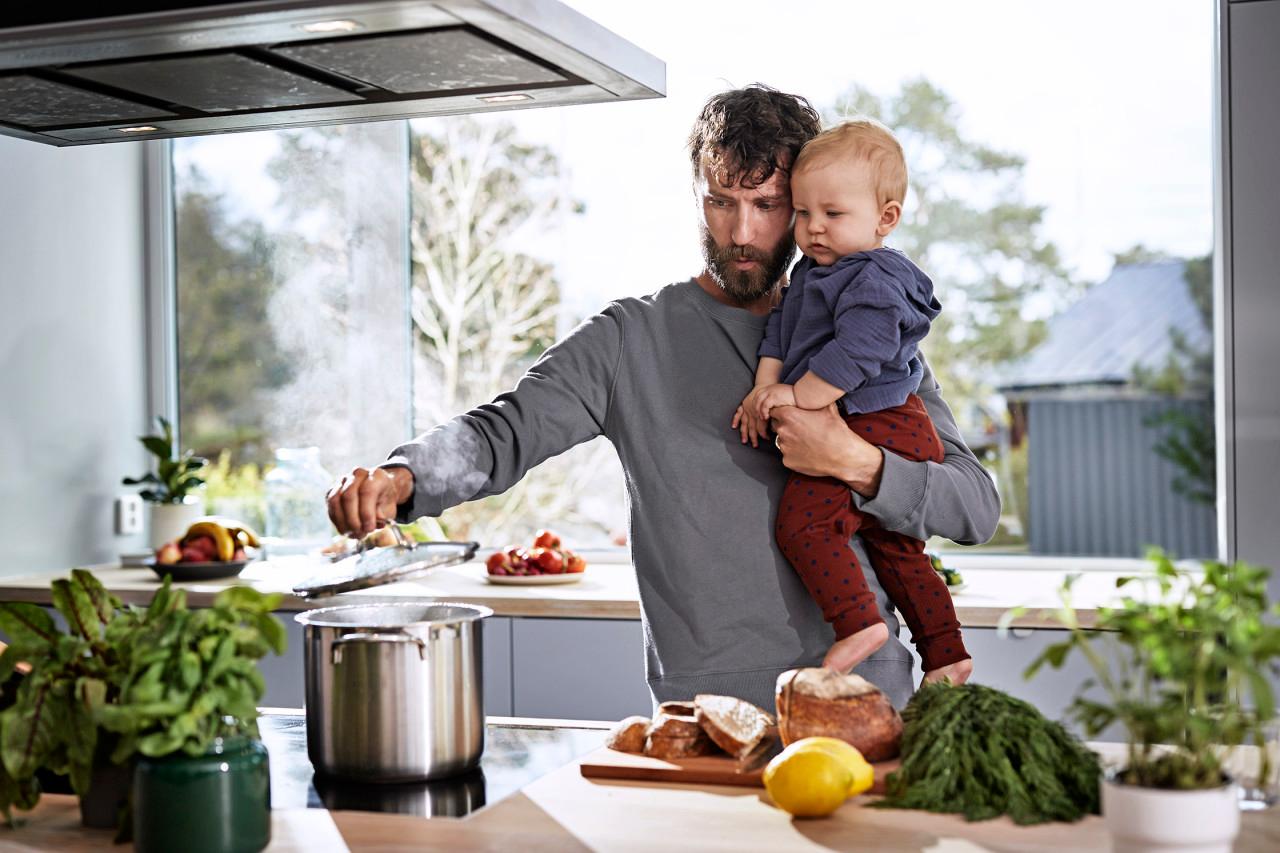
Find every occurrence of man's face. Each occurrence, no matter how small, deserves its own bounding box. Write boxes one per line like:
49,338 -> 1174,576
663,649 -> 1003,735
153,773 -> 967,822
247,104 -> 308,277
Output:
696,160 -> 796,304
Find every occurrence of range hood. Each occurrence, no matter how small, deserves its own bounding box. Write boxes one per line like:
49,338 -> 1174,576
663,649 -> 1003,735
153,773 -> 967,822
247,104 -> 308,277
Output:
0,0 -> 664,146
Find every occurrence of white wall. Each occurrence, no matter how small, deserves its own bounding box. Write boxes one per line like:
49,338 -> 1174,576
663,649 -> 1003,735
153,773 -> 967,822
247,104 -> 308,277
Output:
0,136 -> 151,573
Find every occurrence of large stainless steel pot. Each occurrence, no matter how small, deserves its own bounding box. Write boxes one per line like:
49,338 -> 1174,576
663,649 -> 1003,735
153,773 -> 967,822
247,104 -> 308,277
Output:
295,601 -> 492,782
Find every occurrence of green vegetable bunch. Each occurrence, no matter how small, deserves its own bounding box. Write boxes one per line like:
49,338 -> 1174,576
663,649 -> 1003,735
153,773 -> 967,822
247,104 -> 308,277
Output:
875,680 -> 1101,824
122,416 -> 208,504
1017,549 -> 1280,790
0,570 -> 284,823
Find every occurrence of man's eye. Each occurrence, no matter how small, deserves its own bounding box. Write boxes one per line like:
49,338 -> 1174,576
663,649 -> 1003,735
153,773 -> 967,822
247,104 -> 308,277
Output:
709,198 -> 729,208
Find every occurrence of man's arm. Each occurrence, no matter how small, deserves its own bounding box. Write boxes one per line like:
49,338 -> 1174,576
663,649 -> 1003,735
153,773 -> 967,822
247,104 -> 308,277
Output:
329,308 -> 623,535
770,353 -> 1000,545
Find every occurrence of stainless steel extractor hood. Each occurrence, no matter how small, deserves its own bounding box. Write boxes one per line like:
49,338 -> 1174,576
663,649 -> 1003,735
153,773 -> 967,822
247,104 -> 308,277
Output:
0,1 -> 665,146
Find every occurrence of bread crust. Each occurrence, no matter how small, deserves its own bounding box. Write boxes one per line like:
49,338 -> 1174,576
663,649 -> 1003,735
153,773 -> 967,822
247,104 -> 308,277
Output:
643,732 -> 716,759
606,715 -> 651,754
647,711 -> 703,739
775,668 -> 904,762
693,694 -> 775,759
657,700 -> 697,717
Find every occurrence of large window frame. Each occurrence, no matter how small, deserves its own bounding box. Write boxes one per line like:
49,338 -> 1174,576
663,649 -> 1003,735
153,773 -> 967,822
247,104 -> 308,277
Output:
142,26 -> 1239,571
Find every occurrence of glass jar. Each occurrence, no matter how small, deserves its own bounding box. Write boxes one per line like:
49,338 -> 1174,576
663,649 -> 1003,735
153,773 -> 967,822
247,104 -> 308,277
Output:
133,735 -> 271,853
264,447 -> 334,556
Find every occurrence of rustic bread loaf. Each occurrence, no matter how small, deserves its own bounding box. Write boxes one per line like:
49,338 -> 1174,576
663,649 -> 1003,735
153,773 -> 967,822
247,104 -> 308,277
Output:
657,700 -> 697,717
693,694 -> 775,759
606,715 -> 651,754
647,711 -> 703,739
775,667 -> 904,762
643,732 -> 716,759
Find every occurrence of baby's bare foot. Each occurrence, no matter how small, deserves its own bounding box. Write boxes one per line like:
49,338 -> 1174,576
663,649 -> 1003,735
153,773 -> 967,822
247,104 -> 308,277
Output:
923,657 -> 974,686
822,623 -> 890,674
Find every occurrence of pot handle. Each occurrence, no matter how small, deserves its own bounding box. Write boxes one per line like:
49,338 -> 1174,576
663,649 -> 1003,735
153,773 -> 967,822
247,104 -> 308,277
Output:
331,631 -> 428,664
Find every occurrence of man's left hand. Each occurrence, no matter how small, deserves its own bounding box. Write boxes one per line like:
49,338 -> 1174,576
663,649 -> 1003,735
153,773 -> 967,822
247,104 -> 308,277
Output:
771,404 -> 885,498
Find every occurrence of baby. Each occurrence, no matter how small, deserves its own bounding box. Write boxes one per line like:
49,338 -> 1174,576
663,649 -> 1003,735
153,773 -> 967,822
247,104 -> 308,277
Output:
731,119 -> 972,685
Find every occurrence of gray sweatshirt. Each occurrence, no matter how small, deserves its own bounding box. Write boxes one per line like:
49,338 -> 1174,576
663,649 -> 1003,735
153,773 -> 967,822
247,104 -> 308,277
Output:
385,279 -> 1000,711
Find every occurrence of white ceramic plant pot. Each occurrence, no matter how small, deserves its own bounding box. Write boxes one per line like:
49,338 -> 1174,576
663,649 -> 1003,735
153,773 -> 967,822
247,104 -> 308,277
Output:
149,499 -> 205,549
1102,776 -> 1240,853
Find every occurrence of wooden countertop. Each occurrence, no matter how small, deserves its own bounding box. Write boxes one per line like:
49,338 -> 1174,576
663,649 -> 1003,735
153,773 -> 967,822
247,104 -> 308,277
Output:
9,729 -> 1278,852
0,557 -> 1171,628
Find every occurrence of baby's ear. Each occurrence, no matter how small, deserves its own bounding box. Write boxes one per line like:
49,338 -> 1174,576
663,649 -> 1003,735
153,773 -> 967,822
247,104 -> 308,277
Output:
878,201 -> 903,236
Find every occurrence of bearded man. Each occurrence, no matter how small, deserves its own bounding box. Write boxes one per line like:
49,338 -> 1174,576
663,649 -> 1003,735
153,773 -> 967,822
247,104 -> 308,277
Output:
327,84 -> 999,710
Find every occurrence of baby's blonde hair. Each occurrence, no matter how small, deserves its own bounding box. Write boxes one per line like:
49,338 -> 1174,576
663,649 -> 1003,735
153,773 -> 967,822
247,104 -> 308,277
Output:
793,118 -> 908,208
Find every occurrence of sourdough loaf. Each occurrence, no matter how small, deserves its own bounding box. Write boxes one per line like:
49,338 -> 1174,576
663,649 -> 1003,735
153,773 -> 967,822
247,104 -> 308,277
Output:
606,715 -> 651,754
644,709 -> 716,758
693,694 -> 775,759
657,700 -> 697,718
775,667 -> 903,762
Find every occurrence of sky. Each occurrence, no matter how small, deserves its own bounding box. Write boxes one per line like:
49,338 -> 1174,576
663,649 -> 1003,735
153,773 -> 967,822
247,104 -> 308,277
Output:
177,0 -> 1215,322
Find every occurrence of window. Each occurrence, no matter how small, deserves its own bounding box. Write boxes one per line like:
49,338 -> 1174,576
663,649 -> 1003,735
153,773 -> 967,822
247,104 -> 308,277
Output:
171,0 -> 1215,562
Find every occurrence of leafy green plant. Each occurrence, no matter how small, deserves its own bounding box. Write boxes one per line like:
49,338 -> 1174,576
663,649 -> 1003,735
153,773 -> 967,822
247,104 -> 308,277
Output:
0,570 -> 284,823
122,416 -> 208,504
874,680 -> 1101,824
1010,549 -> 1280,790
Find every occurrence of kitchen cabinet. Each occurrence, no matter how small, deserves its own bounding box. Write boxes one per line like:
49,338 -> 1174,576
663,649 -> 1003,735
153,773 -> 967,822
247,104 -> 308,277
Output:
510,617 -> 652,720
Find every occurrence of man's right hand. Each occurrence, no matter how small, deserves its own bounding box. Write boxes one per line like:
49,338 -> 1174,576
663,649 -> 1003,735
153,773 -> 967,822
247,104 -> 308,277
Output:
326,466 -> 415,539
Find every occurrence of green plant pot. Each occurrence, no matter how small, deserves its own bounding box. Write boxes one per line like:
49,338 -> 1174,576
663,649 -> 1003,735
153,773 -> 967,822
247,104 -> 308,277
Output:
132,736 -> 271,853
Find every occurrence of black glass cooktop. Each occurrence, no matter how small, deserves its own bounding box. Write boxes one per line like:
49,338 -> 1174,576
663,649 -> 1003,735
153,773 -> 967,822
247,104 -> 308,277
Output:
259,713 -> 605,819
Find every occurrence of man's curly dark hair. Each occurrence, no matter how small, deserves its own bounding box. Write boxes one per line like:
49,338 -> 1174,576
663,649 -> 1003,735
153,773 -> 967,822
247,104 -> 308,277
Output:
687,83 -> 822,189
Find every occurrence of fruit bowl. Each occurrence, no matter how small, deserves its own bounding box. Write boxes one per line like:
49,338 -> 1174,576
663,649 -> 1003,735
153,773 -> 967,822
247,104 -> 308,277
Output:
145,557 -> 254,582
484,572 -> 584,586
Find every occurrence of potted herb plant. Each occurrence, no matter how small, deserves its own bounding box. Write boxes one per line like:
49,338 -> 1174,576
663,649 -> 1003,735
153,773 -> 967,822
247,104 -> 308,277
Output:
1016,550 -> 1280,853
122,415 -> 209,548
0,570 -> 284,851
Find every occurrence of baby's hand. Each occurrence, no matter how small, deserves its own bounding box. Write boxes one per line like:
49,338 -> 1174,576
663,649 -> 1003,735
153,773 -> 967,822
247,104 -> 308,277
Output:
732,387 -> 772,447
753,384 -> 797,422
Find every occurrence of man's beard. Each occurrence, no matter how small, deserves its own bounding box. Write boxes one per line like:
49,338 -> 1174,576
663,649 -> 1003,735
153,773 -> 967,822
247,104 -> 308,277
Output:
700,225 -> 796,305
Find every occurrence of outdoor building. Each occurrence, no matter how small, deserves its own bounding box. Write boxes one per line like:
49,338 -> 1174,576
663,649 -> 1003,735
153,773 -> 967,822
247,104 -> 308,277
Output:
997,260 -> 1215,558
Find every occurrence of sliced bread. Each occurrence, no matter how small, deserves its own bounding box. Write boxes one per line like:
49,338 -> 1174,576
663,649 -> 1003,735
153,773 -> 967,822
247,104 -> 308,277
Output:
693,694 -> 775,759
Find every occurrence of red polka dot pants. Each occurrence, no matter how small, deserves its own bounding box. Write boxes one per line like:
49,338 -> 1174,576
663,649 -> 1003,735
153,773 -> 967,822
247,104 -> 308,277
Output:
774,394 -> 969,672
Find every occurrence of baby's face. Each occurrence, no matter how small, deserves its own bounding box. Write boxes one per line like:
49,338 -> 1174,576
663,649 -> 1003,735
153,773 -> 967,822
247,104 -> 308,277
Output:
790,159 -> 888,265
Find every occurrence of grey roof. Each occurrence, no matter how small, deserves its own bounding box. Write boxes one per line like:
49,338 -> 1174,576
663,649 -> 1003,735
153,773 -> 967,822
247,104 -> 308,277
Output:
996,260 -> 1209,392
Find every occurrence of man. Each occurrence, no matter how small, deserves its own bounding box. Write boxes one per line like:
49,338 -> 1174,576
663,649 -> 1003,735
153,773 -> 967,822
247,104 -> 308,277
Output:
327,85 -> 1000,711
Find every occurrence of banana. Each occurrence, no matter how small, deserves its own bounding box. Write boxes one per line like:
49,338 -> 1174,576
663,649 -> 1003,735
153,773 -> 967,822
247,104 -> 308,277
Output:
182,521 -> 236,562
189,516 -> 262,551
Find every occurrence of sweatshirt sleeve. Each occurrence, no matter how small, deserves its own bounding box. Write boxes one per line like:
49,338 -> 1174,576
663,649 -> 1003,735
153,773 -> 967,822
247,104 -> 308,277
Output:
851,353 -> 1001,544
758,301 -> 786,360
381,307 -> 623,520
805,294 -> 900,392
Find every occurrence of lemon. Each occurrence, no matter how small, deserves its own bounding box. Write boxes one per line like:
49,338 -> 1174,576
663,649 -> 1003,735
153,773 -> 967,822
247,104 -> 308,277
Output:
782,737 -> 875,796
762,746 -> 852,818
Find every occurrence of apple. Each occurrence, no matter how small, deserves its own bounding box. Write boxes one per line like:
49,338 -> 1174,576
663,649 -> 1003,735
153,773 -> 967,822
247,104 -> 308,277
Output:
180,546 -> 206,563
567,553 -> 587,573
155,542 -> 182,566
486,552 -> 511,574
533,529 -> 562,549
232,547 -> 247,561
535,549 -> 564,574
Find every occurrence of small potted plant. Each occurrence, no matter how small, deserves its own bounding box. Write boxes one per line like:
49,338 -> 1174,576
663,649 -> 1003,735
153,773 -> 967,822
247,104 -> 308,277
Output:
123,415 -> 209,548
1014,550 -> 1280,853
0,570 -> 284,851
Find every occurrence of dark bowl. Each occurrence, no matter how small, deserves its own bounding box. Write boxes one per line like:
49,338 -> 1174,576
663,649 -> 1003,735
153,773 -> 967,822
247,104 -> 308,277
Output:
145,557 -> 253,582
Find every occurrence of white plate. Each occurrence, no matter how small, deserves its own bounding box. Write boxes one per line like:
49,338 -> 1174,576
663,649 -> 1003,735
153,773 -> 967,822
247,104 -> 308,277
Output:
485,573 -> 585,585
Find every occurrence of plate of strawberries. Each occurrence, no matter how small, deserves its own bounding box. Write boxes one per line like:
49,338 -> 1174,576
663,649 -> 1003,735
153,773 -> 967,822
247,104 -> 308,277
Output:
485,529 -> 587,585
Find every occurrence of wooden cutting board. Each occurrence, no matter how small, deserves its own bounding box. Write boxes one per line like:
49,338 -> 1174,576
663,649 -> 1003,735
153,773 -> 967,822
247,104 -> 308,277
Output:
579,747 -> 900,794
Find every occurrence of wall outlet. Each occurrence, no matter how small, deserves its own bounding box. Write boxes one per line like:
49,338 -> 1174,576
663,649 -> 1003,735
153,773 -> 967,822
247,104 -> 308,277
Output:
115,495 -> 144,536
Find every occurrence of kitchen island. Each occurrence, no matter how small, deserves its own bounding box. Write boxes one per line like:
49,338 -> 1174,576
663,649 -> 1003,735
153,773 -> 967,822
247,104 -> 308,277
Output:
6,713 -> 1278,852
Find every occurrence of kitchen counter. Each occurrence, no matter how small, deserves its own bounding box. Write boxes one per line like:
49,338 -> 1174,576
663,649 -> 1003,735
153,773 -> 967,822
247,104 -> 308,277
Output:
7,715 -> 1279,852
0,557 -> 1172,628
